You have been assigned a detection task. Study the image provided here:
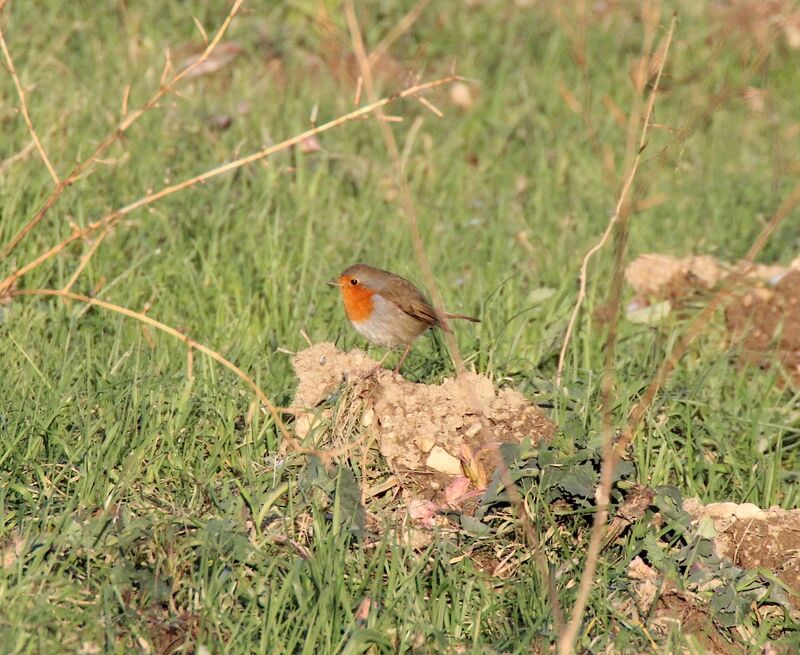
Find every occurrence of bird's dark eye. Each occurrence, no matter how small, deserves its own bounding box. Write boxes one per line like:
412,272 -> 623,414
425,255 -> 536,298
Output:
350,279 -> 358,286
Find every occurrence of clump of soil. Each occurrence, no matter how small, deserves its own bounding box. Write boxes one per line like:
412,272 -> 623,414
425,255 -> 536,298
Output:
625,253 -> 800,384
625,253 -> 797,306
625,253 -> 730,305
288,343 -> 555,502
622,499 -> 800,652
725,270 -> 800,384
684,499 -> 800,611
625,557 -> 734,655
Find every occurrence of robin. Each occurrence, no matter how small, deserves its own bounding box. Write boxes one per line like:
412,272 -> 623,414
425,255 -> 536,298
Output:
328,263 -> 480,372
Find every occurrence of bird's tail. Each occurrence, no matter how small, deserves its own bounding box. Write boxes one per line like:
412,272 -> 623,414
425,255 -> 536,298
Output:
437,312 -> 479,333
443,312 -> 480,323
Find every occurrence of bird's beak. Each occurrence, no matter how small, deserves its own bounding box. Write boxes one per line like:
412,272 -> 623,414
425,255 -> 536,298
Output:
327,279 -> 340,287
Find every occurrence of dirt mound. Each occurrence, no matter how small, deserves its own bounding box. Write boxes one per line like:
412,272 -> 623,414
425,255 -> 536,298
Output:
625,253 -> 729,303
288,343 -> 555,504
726,270 -> 800,383
622,497 -> 800,652
685,499 -> 800,611
625,253 -> 798,304
625,253 -> 800,384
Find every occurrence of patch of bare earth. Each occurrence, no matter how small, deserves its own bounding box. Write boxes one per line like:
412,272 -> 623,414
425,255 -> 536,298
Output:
726,270 -> 800,385
143,611 -> 199,655
685,500 -> 800,611
288,343 -> 554,539
625,253 -> 800,384
623,500 -> 800,652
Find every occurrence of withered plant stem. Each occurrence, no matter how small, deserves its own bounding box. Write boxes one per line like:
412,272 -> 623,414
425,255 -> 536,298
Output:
0,75 -> 460,297
0,0 -> 246,261
558,6 -> 676,654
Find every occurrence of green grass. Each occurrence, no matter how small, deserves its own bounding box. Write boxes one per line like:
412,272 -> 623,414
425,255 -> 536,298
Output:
2,1 -> 800,652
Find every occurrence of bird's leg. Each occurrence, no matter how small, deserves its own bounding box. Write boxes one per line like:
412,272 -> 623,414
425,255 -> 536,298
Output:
394,344 -> 412,373
363,348 -> 393,378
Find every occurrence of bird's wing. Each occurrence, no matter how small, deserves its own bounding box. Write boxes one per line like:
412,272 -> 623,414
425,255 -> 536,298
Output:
379,276 -> 441,328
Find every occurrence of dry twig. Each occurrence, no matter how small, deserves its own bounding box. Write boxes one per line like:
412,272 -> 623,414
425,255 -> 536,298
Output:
368,0 -> 431,68
557,7 -> 676,654
0,139 -> 37,175
0,28 -> 60,184
0,0 -> 246,261
61,227 -> 111,295
555,14 -> 674,387
11,287 -> 296,449
0,75 -> 460,297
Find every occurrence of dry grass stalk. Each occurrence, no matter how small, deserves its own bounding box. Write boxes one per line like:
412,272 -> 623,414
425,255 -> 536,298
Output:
11,287 -> 296,449
558,5 -> 676,653
367,0 -> 432,68
61,226 -> 111,296
0,75 -> 460,298
0,0 -> 246,262
555,10 -> 674,387
0,28 -> 59,184
0,139 -> 37,174
552,1 -> 619,190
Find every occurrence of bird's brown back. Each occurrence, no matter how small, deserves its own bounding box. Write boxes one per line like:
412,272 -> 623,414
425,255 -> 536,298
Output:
379,279 -> 440,328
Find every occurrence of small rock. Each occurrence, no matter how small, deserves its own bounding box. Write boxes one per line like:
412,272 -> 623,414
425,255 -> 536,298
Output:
294,413 -> 314,439
464,421 -> 482,438
361,408 -> 374,427
417,435 -> 436,453
425,446 -> 463,476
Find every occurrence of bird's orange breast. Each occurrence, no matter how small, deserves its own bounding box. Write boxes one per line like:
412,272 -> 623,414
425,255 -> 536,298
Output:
339,281 -> 375,323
